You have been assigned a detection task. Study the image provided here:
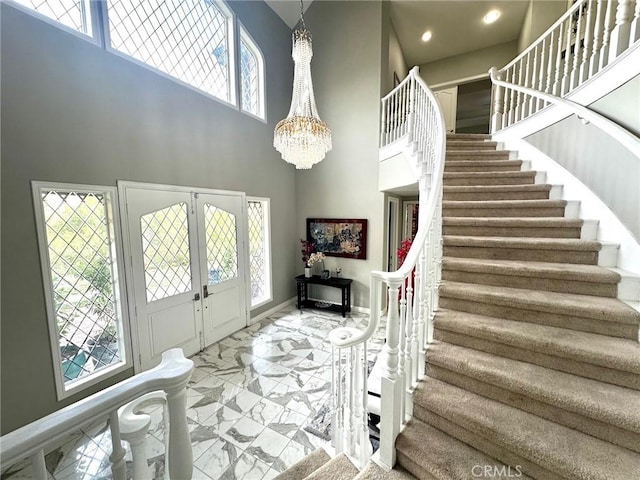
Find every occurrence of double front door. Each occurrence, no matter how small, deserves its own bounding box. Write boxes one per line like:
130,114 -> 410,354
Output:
120,183 -> 249,371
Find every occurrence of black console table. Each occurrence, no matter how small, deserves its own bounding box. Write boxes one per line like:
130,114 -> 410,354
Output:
295,274 -> 352,317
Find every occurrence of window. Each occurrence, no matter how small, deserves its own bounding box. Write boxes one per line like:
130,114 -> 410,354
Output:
33,182 -> 130,399
247,199 -> 271,308
9,0 -> 93,37
240,26 -> 265,119
106,0 -> 236,105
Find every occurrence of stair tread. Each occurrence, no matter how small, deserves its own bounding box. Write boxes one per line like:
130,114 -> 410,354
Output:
442,217 -> 582,226
354,462 -> 417,480
444,171 -> 534,178
443,235 -> 601,251
442,257 -> 620,283
427,342 -> 640,432
274,449 -> 330,480
439,281 -> 640,324
443,199 -> 567,208
445,160 -> 521,165
413,377 -> 640,480
435,309 -> 640,372
444,184 -> 551,192
304,453 -> 358,480
396,419 -> 532,480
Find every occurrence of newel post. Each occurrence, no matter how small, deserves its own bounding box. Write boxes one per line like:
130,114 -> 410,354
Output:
609,0 -> 634,61
164,379 -> 193,479
490,69 -> 504,133
379,280 -> 403,469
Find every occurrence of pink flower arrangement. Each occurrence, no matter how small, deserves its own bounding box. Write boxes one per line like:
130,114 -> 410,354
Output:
397,238 -> 413,265
300,239 -> 314,266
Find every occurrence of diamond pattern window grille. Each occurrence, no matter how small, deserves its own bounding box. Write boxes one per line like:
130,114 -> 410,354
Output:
141,203 -> 192,302
247,200 -> 267,304
204,205 -> 238,284
41,190 -> 122,385
13,0 -> 91,35
240,35 -> 259,116
107,0 -> 231,102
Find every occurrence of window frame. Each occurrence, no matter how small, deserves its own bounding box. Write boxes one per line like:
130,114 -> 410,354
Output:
239,23 -> 266,121
247,197 -> 272,310
32,181 -> 132,401
101,0 -> 238,108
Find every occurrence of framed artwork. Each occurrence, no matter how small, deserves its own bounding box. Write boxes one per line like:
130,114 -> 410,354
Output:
307,218 -> 367,259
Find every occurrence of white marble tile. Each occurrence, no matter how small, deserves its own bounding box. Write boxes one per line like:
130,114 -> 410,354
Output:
246,377 -> 279,397
220,452 -> 270,480
269,438 -> 309,473
194,438 -> 240,479
267,408 -> 309,439
278,371 -> 312,390
245,428 -> 290,466
225,389 -> 262,414
243,397 -> 285,425
262,468 -> 280,480
222,416 -> 266,449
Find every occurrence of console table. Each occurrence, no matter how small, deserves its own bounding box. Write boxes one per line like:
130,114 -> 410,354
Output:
295,274 -> 352,317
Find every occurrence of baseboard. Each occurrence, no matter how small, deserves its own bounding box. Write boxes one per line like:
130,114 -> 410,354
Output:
249,297 -> 296,325
306,296 -> 371,315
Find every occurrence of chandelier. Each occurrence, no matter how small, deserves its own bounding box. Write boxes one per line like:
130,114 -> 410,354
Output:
274,0 -> 332,169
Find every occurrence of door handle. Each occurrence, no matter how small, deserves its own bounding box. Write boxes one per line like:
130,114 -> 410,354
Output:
194,293 -> 200,301
203,285 -> 209,298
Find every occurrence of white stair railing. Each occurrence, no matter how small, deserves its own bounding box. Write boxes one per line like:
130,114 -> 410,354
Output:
0,349 -> 194,480
491,0 -> 640,133
329,66 -> 446,469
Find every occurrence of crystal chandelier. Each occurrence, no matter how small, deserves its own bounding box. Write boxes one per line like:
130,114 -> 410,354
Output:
274,0 -> 332,169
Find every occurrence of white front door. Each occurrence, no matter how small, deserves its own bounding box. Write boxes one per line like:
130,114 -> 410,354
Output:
120,183 -> 249,371
434,86 -> 458,133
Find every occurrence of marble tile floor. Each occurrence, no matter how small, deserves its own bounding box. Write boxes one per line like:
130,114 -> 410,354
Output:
2,305 -> 386,480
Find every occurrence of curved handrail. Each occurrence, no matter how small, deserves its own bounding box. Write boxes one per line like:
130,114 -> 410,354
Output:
330,66 -> 446,347
489,67 -> 639,155
0,348 -> 193,468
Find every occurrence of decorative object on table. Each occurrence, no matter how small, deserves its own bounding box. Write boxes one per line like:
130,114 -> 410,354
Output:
307,252 -> 326,277
273,0 -> 332,169
335,267 -> 341,278
307,218 -> 368,259
321,269 -> 331,280
301,238 -> 314,277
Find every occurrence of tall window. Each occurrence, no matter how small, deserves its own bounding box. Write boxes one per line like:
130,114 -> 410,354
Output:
240,26 -> 265,119
106,0 -> 236,105
33,183 -> 129,399
247,199 -> 271,308
10,0 -> 93,36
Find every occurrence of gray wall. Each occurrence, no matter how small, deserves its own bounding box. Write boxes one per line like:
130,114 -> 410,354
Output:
517,1 -> 567,53
419,41 -> 518,87
387,19 -> 408,94
1,1 -> 295,433
295,1 -> 386,308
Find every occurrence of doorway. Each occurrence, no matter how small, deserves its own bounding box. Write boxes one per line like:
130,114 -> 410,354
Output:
119,182 -> 250,371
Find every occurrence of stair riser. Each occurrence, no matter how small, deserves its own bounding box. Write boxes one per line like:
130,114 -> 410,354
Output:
444,164 -> 521,172
412,406 -> 563,480
442,226 -> 582,238
443,191 -> 550,201
446,152 -> 510,161
447,145 -> 498,152
425,364 -> 640,453
395,453 -> 438,480
438,297 -> 639,339
442,269 -> 618,297
443,245 -> 599,264
444,176 -> 535,186
443,207 -> 566,217
433,328 -> 640,390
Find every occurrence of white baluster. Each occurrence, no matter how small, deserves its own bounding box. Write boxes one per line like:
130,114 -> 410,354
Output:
522,52 -> 532,118
609,0 -> 634,61
631,0 -> 640,42
553,20 -> 565,95
332,344 -> 344,453
490,71 -> 504,133
379,281 -> 403,469
508,67 -> 518,125
590,0 -> 605,75
502,68 -> 512,128
404,280 -> 414,420
30,450 -> 47,480
546,30 -> 556,97
109,411 -> 127,480
397,283 -> 407,423
599,0 -> 615,69
164,379 -> 193,480
417,248 -> 427,380
380,98 -> 387,146
561,17 -> 573,95
528,47 -> 539,114
353,343 -> 370,468
579,0 -> 595,83
535,42 -> 546,111
346,346 -> 355,456
570,2 -> 584,91
516,60 -> 525,120
409,272 -> 420,387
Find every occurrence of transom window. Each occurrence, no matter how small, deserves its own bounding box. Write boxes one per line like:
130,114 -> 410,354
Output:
10,0 -> 93,36
240,26 -> 265,119
33,182 -> 129,399
247,198 -> 271,308
107,0 -> 235,105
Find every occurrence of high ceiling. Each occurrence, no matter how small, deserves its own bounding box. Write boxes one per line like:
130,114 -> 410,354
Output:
265,0 -> 531,66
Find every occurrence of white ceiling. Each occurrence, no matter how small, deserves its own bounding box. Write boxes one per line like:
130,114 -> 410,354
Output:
265,0 -> 531,66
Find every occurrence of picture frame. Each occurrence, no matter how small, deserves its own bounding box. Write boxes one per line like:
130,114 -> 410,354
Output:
307,218 -> 367,259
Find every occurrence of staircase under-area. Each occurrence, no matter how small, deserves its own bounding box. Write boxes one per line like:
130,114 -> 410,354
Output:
394,134 -> 640,480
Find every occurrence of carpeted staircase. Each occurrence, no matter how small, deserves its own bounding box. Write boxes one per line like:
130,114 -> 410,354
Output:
277,134 -> 640,479
396,133 -> 640,479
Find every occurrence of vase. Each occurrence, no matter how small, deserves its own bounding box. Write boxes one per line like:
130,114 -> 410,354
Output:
305,267 -> 312,278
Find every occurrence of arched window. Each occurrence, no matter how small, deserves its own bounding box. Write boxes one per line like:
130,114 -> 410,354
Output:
239,26 -> 265,119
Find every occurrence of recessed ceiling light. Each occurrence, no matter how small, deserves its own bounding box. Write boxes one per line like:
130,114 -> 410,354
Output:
421,30 -> 432,42
484,10 -> 501,24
